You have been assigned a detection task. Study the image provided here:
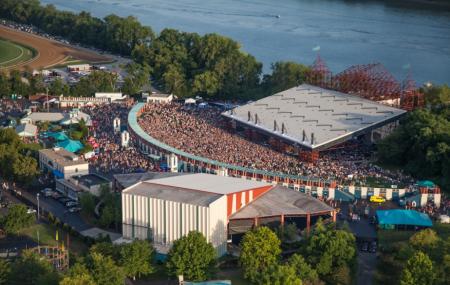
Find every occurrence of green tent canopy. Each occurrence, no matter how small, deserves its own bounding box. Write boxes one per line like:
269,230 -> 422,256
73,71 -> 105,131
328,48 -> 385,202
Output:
376,209 -> 432,228
418,180 -> 435,188
56,139 -> 84,153
48,132 -> 69,141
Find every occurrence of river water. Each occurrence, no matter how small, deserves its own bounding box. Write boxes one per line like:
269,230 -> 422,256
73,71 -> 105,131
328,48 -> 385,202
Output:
41,0 -> 450,84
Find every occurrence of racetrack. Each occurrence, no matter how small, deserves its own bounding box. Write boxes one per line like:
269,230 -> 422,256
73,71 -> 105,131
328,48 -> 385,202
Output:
0,25 -> 112,71
0,38 -> 34,68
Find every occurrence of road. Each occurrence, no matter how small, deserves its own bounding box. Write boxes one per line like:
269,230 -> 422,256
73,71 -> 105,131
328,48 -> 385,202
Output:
1,184 -> 90,232
339,202 -> 378,285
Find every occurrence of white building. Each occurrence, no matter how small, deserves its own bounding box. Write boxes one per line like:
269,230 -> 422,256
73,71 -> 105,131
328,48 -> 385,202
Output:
39,147 -> 89,179
59,96 -> 110,108
146,93 -> 174,104
121,173 -> 335,256
56,174 -> 111,200
95,92 -> 125,102
67,64 -> 91,72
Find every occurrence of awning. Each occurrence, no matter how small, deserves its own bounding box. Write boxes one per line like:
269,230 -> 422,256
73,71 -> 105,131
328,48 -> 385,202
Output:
376,210 -> 432,227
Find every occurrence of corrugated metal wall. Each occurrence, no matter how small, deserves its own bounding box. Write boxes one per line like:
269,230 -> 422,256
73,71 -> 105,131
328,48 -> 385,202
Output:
122,193 -> 228,256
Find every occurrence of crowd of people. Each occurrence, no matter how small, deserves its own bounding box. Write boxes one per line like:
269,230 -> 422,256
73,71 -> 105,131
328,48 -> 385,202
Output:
83,104 -> 155,175
138,102 -> 413,186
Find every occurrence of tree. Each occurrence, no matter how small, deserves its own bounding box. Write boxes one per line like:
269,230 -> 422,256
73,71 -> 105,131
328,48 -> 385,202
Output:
9,250 -> 60,285
260,264 -> 302,285
166,231 -> 216,281
400,251 -> 434,285
277,223 -> 298,242
89,242 -> 121,263
288,254 -> 320,284
1,204 -> 35,234
409,229 -> 439,251
120,240 -> 155,280
121,62 -> 151,95
88,252 -> 125,285
330,265 -> 351,285
12,154 -> 40,183
59,274 -> 95,285
263,61 -> 310,94
79,192 -> 95,216
377,107 -> 450,193
48,78 -> 67,96
0,259 -> 10,285
60,263 -> 95,285
302,224 -> 356,277
240,226 -> 281,283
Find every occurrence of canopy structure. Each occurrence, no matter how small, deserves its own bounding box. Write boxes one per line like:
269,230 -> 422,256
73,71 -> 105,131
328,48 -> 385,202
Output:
376,209 -> 432,228
56,139 -> 84,153
48,132 -> 69,141
15,123 -> 37,137
418,180 -> 435,188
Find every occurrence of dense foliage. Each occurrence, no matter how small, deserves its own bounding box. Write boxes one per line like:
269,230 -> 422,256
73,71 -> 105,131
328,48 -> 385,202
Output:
0,204 -> 35,234
0,0 -> 309,100
166,231 -> 217,281
377,85 -> 450,193
376,227 -> 450,285
0,0 -> 153,55
8,250 -> 60,285
239,224 -> 354,285
0,128 -> 40,184
240,226 -> 282,283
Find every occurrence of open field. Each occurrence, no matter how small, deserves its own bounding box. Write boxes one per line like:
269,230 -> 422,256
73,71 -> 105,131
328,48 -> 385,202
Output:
0,38 -> 36,68
0,25 -> 112,71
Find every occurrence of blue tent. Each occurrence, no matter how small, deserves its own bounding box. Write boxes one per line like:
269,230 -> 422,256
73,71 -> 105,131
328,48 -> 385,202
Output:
48,132 -> 69,141
56,139 -> 84,153
418,180 -> 435,188
376,209 -> 432,228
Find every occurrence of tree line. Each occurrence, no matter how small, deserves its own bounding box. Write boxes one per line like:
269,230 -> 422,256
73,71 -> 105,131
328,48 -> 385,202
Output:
0,63 -> 150,98
377,85 -> 450,193
0,0 -> 310,100
375,227 -> 449,285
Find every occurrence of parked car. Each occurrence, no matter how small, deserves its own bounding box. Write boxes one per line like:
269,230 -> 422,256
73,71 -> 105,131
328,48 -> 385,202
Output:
52,192 -> 62,199
41,188 -> 54,197
65,201 -> 79,207
68,207 -> 81,213
370,195 -> 386,203
59,197 -> 72,204
360,242 -> 369,252
27,208 -> 37,214
369,241 -> 377,253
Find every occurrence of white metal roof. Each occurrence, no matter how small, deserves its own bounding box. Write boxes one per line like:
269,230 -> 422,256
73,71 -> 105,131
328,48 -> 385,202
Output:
147,173 -> 272,195
26,112 -> 65,122
222,84 -> 406,150
15,123 -> 37,137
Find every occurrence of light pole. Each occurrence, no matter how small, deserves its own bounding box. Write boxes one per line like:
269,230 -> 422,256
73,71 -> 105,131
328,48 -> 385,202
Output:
36,193 -> 40,222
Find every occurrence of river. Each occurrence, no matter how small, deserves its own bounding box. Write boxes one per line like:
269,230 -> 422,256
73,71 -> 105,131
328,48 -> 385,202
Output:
41,0 -> 450,84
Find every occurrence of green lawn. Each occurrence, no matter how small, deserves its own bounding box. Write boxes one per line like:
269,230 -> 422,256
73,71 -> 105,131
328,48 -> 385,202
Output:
20,222 -> 88,255
0,38 -> 36,68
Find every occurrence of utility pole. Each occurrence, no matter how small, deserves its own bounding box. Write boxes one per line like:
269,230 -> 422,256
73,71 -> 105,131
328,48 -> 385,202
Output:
46,87 -> 49,112
36,193 -> 40,222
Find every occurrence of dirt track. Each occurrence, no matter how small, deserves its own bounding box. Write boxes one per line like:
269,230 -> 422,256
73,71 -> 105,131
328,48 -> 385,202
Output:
0,25 -> 112,70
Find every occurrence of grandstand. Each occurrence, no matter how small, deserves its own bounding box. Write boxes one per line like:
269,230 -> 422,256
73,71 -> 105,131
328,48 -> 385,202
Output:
222,84 -> 406,153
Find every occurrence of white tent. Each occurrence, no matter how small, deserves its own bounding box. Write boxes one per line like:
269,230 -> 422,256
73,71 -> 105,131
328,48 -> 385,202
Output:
184,98 -> 197,104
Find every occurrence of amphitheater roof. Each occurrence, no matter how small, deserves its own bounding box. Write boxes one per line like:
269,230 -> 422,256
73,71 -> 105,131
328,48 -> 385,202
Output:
147,173 -> 272,195
222,84 -> 406,150
123,181 -> 223,207
229,185 -> 334,219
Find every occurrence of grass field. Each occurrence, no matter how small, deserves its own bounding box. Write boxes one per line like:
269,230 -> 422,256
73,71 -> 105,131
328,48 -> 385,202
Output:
0,38 -> 36,68
21,222 -> 88,256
